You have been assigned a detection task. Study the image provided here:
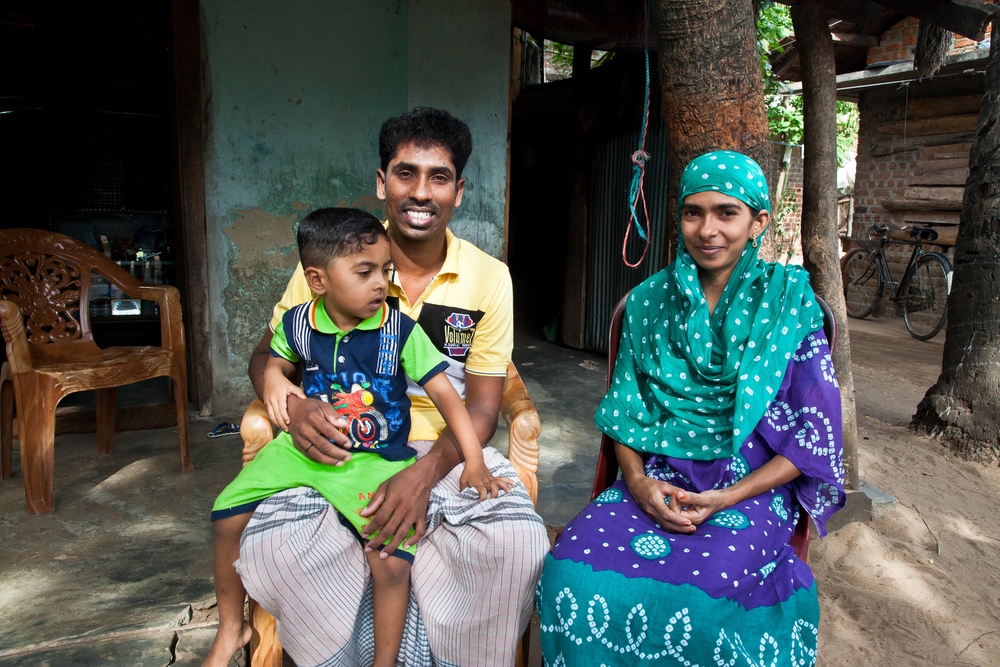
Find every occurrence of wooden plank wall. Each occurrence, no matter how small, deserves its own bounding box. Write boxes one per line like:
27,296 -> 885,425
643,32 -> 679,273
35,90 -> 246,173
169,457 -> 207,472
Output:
875,94 -> 979,247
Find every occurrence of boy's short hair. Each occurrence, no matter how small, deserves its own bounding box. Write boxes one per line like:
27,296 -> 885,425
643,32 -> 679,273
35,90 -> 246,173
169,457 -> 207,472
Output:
379,107 -> 473,179
297,208 -> 387,269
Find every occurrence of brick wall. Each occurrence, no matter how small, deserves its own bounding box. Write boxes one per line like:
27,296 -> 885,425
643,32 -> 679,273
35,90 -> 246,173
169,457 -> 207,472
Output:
851,84 -> 910,238
867,16 -> 993,68
849,77 -> 983,308
867,17 -> 920,65
771,143 -> 804,264
843,16 -> 992,313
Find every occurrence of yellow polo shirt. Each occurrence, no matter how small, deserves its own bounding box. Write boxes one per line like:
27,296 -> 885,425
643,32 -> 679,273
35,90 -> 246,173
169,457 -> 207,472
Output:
271,228 -> 513,441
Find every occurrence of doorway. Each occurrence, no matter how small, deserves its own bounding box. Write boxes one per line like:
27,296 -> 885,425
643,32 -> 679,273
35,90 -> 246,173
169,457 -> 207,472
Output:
0,0 -> 208,411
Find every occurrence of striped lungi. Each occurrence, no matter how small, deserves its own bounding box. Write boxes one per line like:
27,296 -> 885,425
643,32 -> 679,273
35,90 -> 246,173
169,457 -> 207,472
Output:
236,442 -> 549,667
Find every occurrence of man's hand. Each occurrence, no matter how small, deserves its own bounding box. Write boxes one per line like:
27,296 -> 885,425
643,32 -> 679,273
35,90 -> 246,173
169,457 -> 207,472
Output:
285,395 -> 353,465
360,458 -> 438,555
625,475 -> 696,534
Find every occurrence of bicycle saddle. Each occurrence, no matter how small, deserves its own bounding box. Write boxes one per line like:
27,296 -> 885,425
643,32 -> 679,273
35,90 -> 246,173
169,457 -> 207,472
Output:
907,226 -> 939,242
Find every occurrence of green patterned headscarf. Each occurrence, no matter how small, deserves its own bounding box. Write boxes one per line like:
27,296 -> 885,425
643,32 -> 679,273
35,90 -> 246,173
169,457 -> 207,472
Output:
595,151 -> 825,461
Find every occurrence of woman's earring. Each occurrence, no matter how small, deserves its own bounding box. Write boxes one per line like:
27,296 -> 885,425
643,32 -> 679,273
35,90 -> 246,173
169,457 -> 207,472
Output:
751,236 -> 758,248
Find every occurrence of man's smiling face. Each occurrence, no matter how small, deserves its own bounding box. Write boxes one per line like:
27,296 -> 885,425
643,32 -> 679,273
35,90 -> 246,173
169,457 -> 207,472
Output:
376,141 -> 465,243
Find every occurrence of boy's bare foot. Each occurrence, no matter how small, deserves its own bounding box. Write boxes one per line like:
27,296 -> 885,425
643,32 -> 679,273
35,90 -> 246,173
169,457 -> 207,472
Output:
203,619 -> 252,667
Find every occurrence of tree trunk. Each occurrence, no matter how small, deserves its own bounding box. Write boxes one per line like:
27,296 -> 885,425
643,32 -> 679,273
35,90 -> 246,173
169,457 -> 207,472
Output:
913,36 -> 1000,464
653,0 -> 772,261
791,0 -> 861,489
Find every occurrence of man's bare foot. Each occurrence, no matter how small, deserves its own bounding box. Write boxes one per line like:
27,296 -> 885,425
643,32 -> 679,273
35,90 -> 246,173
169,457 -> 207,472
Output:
202,619 -> 252,667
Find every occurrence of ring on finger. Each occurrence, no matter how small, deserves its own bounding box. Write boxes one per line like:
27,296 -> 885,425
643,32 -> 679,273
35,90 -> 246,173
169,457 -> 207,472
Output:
303,444 -> 315,452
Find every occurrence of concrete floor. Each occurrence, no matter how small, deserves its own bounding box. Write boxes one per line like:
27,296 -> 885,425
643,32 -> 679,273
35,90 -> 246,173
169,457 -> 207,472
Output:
0,325 -> 606,667
0,316 -> 940,665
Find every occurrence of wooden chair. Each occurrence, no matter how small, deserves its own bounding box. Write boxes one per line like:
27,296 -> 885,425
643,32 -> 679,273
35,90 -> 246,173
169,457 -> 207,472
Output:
0,228 -> 193,515
238,360 -> 541,667
590,293 -> 837,564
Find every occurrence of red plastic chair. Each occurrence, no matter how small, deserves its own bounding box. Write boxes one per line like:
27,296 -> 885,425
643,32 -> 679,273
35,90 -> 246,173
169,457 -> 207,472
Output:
590,293 -> 837,564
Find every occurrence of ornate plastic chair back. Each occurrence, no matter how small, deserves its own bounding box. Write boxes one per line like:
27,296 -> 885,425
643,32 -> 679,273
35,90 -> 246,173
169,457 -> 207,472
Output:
0,228 -> 193,514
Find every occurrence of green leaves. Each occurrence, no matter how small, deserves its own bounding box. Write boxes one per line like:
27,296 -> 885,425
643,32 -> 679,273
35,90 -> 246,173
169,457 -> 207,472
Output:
757,1 -> 858,168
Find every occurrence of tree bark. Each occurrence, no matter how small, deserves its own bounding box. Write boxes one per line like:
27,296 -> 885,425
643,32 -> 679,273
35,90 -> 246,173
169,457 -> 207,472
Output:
913,36 -> 1000,464
653,0 -> 772,261
791,0 -> 861,489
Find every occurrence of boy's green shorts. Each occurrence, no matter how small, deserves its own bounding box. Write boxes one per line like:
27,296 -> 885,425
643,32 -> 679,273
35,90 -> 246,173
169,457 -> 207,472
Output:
212,431 -> 416,558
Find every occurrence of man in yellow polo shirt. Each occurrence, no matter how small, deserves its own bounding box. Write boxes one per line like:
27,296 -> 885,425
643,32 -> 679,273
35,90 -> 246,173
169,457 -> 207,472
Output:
238,107 -> 548,667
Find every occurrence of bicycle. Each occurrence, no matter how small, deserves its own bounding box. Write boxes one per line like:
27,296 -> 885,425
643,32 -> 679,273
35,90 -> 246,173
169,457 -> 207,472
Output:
841,223 -> 953,340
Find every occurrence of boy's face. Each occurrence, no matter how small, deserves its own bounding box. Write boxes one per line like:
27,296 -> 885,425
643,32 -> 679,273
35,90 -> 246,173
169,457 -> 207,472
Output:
305,236 -> 391,331
376,140 -> 465,244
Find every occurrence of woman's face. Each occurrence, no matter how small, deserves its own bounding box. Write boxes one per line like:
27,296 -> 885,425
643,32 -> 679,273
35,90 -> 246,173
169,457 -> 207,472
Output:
680,190 -> 768,284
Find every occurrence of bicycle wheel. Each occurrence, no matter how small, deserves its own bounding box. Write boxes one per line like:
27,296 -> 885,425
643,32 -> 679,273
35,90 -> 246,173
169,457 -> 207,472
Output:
902,252 -> 951,340
841,248 -> 880,319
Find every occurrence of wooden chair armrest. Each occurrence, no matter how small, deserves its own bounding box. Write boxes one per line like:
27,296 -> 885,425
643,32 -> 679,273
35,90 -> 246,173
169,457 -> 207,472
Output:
130,284 -> 185,352
95,260 -> 160,306
0,300 -> 34,374
241,398 -> 275,466
90,258 -> 186,354
501,362 -> 540,506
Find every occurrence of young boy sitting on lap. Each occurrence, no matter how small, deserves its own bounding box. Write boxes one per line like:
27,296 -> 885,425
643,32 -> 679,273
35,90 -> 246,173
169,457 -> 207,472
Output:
203,208 -> 511,667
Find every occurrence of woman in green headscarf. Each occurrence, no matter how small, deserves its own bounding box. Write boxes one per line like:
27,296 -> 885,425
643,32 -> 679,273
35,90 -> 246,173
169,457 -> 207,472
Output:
536,151 -> 845,667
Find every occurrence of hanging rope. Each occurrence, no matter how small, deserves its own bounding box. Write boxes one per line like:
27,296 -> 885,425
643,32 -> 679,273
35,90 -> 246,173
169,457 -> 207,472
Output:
622,0 -> 653,268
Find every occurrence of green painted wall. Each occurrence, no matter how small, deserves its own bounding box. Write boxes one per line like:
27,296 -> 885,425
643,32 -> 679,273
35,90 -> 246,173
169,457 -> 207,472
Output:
200,0 -> 512,414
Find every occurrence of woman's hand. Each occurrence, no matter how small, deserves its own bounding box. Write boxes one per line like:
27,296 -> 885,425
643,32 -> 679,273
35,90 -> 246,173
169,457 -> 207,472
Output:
625,475 -> 697,534
675,489 -> 730,526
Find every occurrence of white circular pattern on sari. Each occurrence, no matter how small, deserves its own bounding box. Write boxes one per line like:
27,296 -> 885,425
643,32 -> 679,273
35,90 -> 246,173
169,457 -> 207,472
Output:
632,533 -> 672,560
708,509 -> 751,530
595,488 -> 624,504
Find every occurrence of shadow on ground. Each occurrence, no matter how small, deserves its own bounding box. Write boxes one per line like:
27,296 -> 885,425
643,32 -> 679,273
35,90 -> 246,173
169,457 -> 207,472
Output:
3,314 -> 981,666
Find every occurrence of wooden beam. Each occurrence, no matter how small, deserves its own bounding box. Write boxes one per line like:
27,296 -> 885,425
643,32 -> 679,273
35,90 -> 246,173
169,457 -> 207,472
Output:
513,0 -> 647,49
905,186 -> 965,200
876,114 -> 980,136
776,0 -> 998,39
877,0 -> 999,41
870,132 -> 976,155
884,196 -> 964,211
909,168 -> 970,185
903,210 -> 962,224
915,157 -> 969,172
918,143 -> 973,160
817,0 -> 885,27
172,0 -> 211,414
885,186 -> 966,211
772,49 -> 801,78
907,94 -> 982,120
831,32 -> 878,47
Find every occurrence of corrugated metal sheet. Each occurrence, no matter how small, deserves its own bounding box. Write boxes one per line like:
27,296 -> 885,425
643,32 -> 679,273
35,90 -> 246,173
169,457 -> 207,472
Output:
584,122 -> 670,351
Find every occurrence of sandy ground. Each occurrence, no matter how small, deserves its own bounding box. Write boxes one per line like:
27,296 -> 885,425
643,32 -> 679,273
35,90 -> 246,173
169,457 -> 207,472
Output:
814,317 -> 1000,667
2,313 -> 996,666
